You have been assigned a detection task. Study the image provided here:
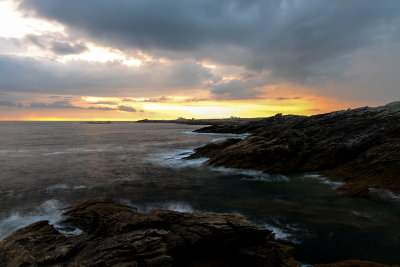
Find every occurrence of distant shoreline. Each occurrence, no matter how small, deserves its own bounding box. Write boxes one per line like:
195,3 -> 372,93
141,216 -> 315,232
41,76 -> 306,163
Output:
136,117 -> 265,126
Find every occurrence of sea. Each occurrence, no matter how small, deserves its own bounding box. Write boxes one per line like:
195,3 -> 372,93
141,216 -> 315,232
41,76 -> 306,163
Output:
0,121 -> 399,265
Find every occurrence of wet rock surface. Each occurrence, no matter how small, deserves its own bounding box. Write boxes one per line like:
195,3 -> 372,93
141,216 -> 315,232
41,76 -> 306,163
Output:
189,102 -> 400,197
0,199 -> 300,266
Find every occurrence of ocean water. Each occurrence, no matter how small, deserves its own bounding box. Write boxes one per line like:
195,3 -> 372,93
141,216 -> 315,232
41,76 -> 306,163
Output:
0,121 -> 400,265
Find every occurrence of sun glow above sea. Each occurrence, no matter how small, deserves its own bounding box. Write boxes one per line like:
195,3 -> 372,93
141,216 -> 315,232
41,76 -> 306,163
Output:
0,94 -> 363,121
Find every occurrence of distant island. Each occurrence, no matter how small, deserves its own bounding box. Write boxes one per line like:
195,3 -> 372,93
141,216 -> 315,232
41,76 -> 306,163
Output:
82,121 -> 113,124
137,116 -> 262,126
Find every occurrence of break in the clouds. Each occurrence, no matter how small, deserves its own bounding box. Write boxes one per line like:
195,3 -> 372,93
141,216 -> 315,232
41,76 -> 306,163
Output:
0,0 -> 399,113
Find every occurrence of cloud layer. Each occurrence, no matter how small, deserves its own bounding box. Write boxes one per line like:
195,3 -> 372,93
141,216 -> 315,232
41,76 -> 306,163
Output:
20,0 -> 400,81
0,56 -> 216,96
0,0 -> 399,118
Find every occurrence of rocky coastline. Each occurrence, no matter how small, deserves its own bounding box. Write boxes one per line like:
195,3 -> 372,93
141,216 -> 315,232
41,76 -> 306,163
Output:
1,199 -> 398,266
0,199 -> 299,267
1,103 -> 399,266
188,102 -> 400,197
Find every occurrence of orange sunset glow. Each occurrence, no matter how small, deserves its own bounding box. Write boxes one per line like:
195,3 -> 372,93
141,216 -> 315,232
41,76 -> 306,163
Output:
0,93 -> 364,121
0,0 -> 398,120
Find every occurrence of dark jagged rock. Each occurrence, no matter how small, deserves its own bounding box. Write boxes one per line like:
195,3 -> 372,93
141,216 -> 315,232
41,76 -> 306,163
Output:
189,102 -> 400,197
0,199 -> 300,267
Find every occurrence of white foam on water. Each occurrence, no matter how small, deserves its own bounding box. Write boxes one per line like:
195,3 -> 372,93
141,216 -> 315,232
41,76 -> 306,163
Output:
263,223 -> 294,241
81,147 -> 120,152
73,185 -> 87,190
0,149 -> 31,157
42,151 -> 67,156
170,149 -> 195,160
262,221 -> 311,245
119,199 -> 194,213
213,166 -> 289,182
351,210 -> 371,218
0,200 -> 62,241
57,227 -> 84,236
136,202 -> 195,213
42,146 -> 125,156
161,202 -> 194,212
148,149 -> 208,168
302,173 -> 345,189
151,147 -> 284,181
47,184 -> 69,190
210,137 -> 227,143
46,184 -> 88,191
115,154 -> 130,160
149,148 -> 289,182
369,188 -> 400,200
0,199 -> 85,241
181,131 -> 249,139
0,149 -> 29,154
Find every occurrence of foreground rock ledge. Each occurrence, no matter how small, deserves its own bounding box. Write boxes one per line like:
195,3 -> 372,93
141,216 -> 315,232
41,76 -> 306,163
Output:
0,199 -> 300,267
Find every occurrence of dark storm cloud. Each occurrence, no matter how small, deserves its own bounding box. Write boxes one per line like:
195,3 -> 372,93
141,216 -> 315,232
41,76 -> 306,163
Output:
51,41 -> 87,55
29,100 -> 79,109
209,79 -> 260,100
0,56 -> 216,96
26,101 -> 138,112
48,96 -> 73,99
0,101 -> 16,107
117,105 -> 136,112
0,101 -> 24,108
24,34 -> 87,55
93,101 -> 118,105
88,105 -> 137,112
20,0 -> 400,82
25,35 -> 46,49
88,106 -> 115,111
275,97 -> 300,101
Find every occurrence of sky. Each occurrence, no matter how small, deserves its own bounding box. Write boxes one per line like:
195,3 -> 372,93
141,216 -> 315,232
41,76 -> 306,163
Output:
0,0 -> 399,121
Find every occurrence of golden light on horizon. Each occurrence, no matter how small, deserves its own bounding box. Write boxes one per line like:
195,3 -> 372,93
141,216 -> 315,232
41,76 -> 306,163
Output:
0,90 -> 365,121
83,97 -> 102,102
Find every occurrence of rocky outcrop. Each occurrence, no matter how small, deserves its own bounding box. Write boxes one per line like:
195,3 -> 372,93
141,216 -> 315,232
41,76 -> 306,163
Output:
0,199 -> 300,267
189,102 -> 400,197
